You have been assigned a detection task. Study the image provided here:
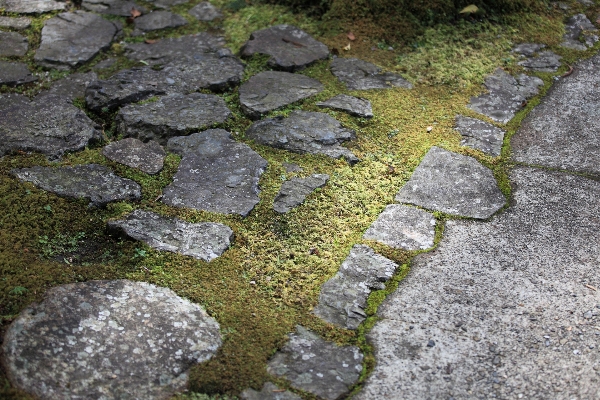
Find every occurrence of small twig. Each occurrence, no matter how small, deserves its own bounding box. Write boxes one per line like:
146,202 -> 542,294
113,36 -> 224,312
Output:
585,284 -> 598,291
561,64 -> 574,78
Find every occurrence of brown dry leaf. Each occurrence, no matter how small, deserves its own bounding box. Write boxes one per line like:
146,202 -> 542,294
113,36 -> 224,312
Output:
130,7 -> 142,18
343,43 -> 351,51
144,39 -> 157,44
347,31 -> 356,41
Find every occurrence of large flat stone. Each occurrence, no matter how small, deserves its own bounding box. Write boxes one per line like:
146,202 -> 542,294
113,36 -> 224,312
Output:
82,0 -> 147,16
162,129 -> 267,217
316,94 -> 373,118
116,93 -> 231,145
240,382 -> 302,400
0,0 -> 65,13
561,13 -> 599,50
124,33 -> 226,64
240,25 -> 329,71
102,138 -> 166,174
454,115 -> 506,156
0,61 -> 37,87
518,50 -> 562,72
331,57 -> 413,90
0,16 -> 32,29
108,210 -> 233,261
313,244 -> 399,329
34,11 -> 118,70
37,72 -> 98,102
2,280 -> 221,400
273,174 -> 329,213
189,2 -> 222,21
512,51 -> 600,175
512,43 -> 546,57
395,147 -> 506,219
11,164 -> 141,207
0,32 -> 28,57
356,167 -> 600,400
267,326 -> 363,400
133,11 -> 187,33
239,71 -> 323,119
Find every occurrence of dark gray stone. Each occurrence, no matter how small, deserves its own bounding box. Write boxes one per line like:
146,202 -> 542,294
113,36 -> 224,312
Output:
246,111 -> 358,164
0,61 -> 37,87
240,382 -> 302,400
316,94 -> 373,118
0,0 -> 65,13
11,164 -> 141,206
395,147 -> 506,219
363,204 -> 436,251
241,24 -> 329,71
189,2 -> 222,21
561,13 -> 599,50
163,129 -> 268,217
0,94 -> 101,160
108,209 -> 233,261
518,50 -> 562,72
145,0 -> 187,9
454,115 -> 506,156
313,244 -> 398,329
34,11 -> 118,70
331,57 -> 413,90
0,32 -> 28,57
116,93 -> 231,145
124,33 -> 225,64
102,138 -> 166,174
467,68 -> 543,124
37,72 -> 98,102
273,174 -> 329,213
133,11 -> 187,33
0,16 -> 32,30
267,326 -> 363,400
92,58 -> 116,70
512,43 -> 545,57
82,0 -> 147,16
0,93 -> 30,111
239,71 -> 323,119
2,280 -> 221,400
512,52 -> 600,175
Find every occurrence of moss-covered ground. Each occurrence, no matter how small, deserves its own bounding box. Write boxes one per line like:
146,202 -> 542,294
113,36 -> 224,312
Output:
1,0 -> 599,398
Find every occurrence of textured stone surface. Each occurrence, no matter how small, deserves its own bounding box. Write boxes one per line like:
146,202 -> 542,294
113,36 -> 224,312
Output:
124,32 -> 225,64
108,210 -> 233,261
239,71 -> 323,119
102,138 -> 166,174
92,58 -> 116,70
0,16 -> 32,29
518,50 -> 562,72
267,326 -> 363,399
163,129 -> 267,217
467,68 -> 543,124
0,0 -> 65,13
134,11 -> 187,33
396,147 -> 506,219
11,164 -> 141,206
37,72 -> 98,102
241,25 -> 329,71
2,280 -> 222,400
273,174 -> 329,213
313,245 -> 398,329
561,13 -> 599,50
240,382 -> 302,400
0,61 -> 37,87
454,115 -> 506,156
82,0 -> 147,16
116,93 -> 231,145
189,2 -> 222,21
34,11 -> 118,70
0,32 -> 28,57
356,167 -> 600,400
146,0 -> 187,9
331,57 -> 413,90
246,111 -> 358,163
512,52 -> 600,175
363,204 -> 436,250
512,43 -> 545,57
316,94 -> 373,118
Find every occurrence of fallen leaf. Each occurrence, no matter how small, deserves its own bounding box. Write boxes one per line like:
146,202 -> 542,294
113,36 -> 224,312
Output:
144,39 -> 157,44
343,43 -> 351,51
131,7 -> 142,18
459,4 -> 478,14
585,284 -> 598,291
347,31 -> 355,41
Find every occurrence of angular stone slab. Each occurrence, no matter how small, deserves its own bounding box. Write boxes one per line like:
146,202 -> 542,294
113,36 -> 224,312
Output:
561,13 -> 599,50
467,68 -> 543,124
116,93 -> 231,145
37,72 -> 98,102
267,326 -> 363,400
0,61 -> 37,87
395,147 -> 506,219
82,0 -> 147,16
189,2 -> 222,21
239,71 -> 323,119
241,25 -> 329,71
0,16 -> 32,30
331,57 -> 413,90
512,52 -> 600,175
313,244 -> 398,329
11,164 -> 141,207
363,204 -> 435,250
246,111 -> 358,164
454,115 -> 506,156
146,0 -> 187,9
93,58 -> 116,70
240,382 -> 302,400
102,138 -> 166,174
34,11 -> 118,70
518,51 -> 562,72
108,210 -> 233,261
316,94 -> 373,118
0,32 -> 28,57
134,11 -> 187,33
163,129 -> 267,217
124,32 -> 226,64
0,0 -> 65,13
512,43 -> 545,57
2,280 -> 221,400
273,174 -> 329,213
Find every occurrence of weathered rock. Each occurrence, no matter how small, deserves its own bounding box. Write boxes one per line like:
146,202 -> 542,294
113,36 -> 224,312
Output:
512,43 -> 545,57
37,72 -> 98,102
267,326 -> 363,399
145,0 -> 187,9
363,204 -> 436,250
133,11 -> 187,33
316,94 -> 373,118
124,32 -> 225,64
11,164 -> 141,206
189,2 -> 222,21
240,382 -> 302,400
454,115 -> 506,156
518,50 -> 562,72
273,174 -> 329,213
163,129 -> 267,217
102,138 -> 166,174
313,244 -> 398,329
282,162 -> 302,173
92,58 -> 116,70
331,57 -> 413,90
241,25 -> 329,71
561,13 -> 599,50
82,0 -> 147,16
467,68 -> 543,124
35,11 -> 118,70
116,93 -> 231,145
2,280 -> 222,400
0,94 -> 101,160
0,93 -> 30,111
0,16 -> 32,30
0,61 -> 37,87
0,0 -> 65,13
246,111 -> 358,163
0,32 -> 28,57
239,71 -> 323,119
395,147 -> 506,219
108,210 -> 233,261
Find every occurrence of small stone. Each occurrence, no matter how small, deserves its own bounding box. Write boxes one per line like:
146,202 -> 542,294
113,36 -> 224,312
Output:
454,115 -> 506,156
0,0 -> 65,13
102,138 -> 166,174
82,0 -> 147,16
427,340 -> 436,347
145,0 -> 187,9
518,51 -> 562,72
37,72 -> 98,102
0,16 -> 32,30
273,174 -> 329,213
316,94 -> 373,118
561,14 -> 599,50
124,32 -> 225,64
92,58 -> 116,70
331,58 -> 413,90
189,2 -> 222,21
0,32 -> 28,57
133,11 -> 187,33
584,311 -> 593,319
240,382 -> 302,400
512,43 -> 546,57
0,61 -> 37,87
